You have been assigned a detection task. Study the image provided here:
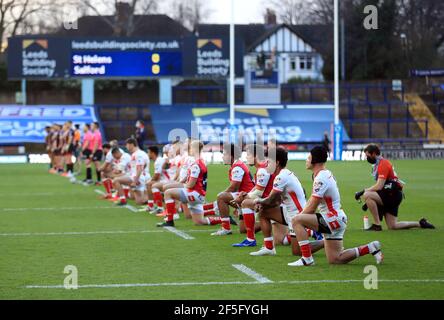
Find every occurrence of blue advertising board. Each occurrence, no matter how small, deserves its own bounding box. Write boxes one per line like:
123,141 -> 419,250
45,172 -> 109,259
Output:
71,51 -> 182,77
0,105 -> 98,144
148,105 -> 350,144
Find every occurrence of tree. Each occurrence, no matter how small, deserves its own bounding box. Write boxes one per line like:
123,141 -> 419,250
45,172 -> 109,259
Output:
0,0 -> 45,51
267,0 -> 313,25
77,0 -> 158,36
170,0 -> 210,32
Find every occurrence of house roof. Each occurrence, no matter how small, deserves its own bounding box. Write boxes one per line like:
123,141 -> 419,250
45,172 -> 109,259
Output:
55,14 -> 192,37
197,23 -> 332,56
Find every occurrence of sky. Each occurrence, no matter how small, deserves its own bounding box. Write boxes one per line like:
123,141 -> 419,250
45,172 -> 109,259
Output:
205,0 -> 265,24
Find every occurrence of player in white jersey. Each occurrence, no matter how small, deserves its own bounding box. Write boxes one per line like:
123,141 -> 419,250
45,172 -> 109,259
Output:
145,142 -> 182,214
250,147 -> 324,257
97,140 -> 127,199
289,146 -> 383,267
144,145 -> 169,213
113,138 -> 149,206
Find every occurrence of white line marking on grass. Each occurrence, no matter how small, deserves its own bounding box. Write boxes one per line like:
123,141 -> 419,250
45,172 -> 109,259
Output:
0,192 -> 55,197
0,206 -> 122,212
278,279 -> 444,284
0,229 -> 218,237
25,279 -> 444,290
0,230 -> 164,237
95,189 -> 138,213
25,281 -> 259,289
94,189 -> 106,196
125,204 -> 138,213
232,264 -> 273,284
164,226 -> 195,240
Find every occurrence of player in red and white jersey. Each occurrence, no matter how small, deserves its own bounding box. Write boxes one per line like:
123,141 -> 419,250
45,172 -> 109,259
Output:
145,146 -> 170,213
113,138 -> 149,206
210,144 -> 255,236
289,146 -> 383,267
156,141 -> 223,228
250,147 -> 324,257
146,141 -> 182,214
230,144 -> 272,247
98,140 -> 130,199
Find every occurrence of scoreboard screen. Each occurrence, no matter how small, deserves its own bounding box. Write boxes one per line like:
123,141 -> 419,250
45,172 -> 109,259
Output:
70,51 -> 182,77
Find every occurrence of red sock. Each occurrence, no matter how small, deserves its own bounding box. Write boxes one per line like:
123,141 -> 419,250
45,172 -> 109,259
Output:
153,189 -> 163,207
166,200 -> 176,222
242,209 -> 256,241
204,210 -> 216,217
305,228 -> 313,237
283,234 -> 292,245
207,217 -> 222,225
358,245 -> 370,256
123,188 -> 129,199
264,237 -> 274,250
119,196 -> 127,205
299,240 -> 312,259
203,203 -> 214,211
103,180 -> 112,194
147,200 -> 154,209
221,217 -> 231,231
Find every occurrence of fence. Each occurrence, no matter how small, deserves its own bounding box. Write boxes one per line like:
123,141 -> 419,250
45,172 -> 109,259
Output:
345,119 -> 428,140
173,83 -> 405,105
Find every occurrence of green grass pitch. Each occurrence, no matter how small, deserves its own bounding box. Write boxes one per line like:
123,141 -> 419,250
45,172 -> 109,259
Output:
0,160 -> 443,300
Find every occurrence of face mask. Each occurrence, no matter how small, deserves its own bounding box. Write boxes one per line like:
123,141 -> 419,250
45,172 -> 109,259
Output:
367,156 -> 377,164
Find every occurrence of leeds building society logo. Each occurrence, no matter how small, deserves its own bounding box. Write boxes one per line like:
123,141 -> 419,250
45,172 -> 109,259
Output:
197,39 -> 229,77
22,39 -> 56,77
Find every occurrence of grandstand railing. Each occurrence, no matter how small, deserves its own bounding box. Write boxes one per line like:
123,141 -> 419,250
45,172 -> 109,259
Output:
173,83 -> 405,104
346,119 -> 429,139
344,101 -> 411,121
432,84 -> 444,104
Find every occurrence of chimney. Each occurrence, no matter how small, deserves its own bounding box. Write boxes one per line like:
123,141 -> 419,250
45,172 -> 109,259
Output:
114,2 -> 131,35
264,8 -> 277,26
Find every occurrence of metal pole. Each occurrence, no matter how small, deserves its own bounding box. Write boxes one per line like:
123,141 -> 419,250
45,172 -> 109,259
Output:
334,0 -> 340,126
21,79 -> 27,105
229,0 -> 235,125
341,18 -> 345,81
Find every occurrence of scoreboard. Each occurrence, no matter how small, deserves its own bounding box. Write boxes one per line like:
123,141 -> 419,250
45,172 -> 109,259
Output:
70,51 -> 182,77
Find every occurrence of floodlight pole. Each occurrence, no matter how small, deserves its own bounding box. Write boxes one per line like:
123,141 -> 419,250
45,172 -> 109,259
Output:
229,0 -> 235,125
334,0 -> 339,126
333,0 -> 343,160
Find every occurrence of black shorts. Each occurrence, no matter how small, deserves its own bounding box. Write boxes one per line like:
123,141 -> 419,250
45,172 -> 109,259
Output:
53,149 -> 62,156
376,189 -> 403,220
316,213 -> 332,235
82,149 -> 92,159
92,150 -> 103,162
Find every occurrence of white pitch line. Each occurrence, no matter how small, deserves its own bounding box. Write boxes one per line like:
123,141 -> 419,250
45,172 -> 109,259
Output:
0,230 -> 165,237
24,279 -> 444,290
125,204 -> 138,213
0,229 -> 218,237
94,189 -> 106,196
232,264 -> 273,284
164,226 -> 195,240
1,206 -> 122,212
95,190 -> 138,213
25,281 -> 259,289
